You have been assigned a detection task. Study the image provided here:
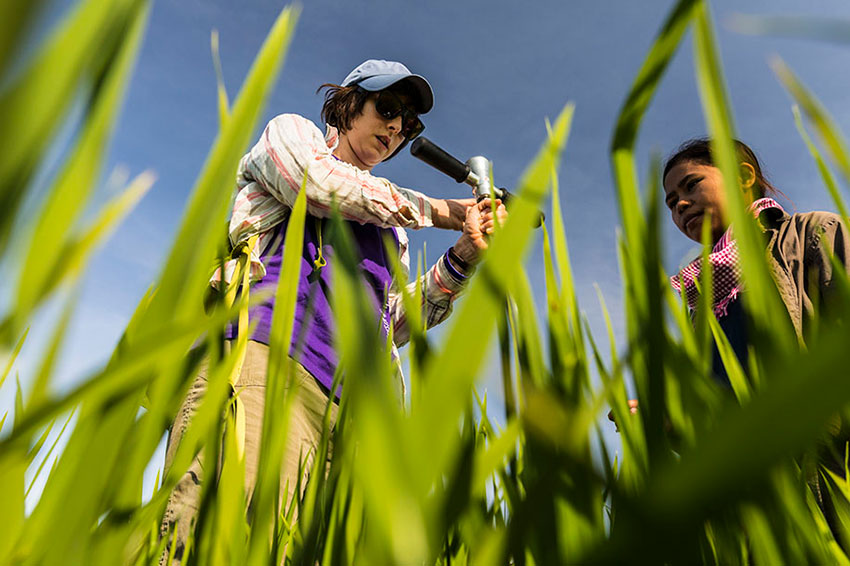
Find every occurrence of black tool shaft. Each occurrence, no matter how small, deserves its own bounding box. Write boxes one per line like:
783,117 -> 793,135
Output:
410,137 -> 470,183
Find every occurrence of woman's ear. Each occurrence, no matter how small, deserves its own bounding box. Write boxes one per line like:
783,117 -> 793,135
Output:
739,162 -> 757,191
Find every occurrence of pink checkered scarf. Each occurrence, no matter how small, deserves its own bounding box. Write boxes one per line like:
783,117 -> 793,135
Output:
670,198 -> 782,318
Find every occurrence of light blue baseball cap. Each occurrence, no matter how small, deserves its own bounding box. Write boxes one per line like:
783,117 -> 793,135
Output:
341,59 -> 434,114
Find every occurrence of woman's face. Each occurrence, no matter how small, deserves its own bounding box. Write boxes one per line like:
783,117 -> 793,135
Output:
663,160 -> 729,244
335,92 -> 412,171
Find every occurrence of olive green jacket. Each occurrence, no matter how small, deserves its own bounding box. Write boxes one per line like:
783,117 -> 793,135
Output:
764,209 -> 850,514
763,208 -> 850,341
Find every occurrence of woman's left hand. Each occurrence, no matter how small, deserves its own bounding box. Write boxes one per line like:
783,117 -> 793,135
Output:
451,199 -> 508,266
608,399 -> 639,433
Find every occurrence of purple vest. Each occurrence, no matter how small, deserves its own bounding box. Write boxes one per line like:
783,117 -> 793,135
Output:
226,216 -> 398,395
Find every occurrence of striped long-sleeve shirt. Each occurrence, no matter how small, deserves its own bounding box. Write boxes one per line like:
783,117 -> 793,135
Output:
219,113 -> 468,346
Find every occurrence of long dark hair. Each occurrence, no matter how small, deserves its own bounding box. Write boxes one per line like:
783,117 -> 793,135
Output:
662,138 -> 777,198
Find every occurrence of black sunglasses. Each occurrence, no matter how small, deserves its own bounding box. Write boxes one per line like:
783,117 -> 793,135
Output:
373,90 -> 425,140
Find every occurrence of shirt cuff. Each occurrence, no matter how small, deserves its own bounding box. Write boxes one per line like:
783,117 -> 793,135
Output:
433,253 -> 468,294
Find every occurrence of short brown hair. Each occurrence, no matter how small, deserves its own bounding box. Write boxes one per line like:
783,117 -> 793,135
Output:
318,83 -> 370,134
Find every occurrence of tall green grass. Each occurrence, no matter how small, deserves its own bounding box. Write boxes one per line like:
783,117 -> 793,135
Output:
3,0 -> 850,564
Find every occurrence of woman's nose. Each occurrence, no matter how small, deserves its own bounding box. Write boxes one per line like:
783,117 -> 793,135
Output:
386,114 -> 402,134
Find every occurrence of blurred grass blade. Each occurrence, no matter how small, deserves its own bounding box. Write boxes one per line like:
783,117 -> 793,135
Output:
0,328 -> 28,391
773,57 -> 850,200
415,102 -> 573,495
210,29 -> 230,125
0,444 -> 26,562
247,172 -> 308,565
11,1 -> 150,339
740,505 -> 782,565
326,206 -> 421,564
0,300 -> 246,449
693,1 -> 795,349
210,401 -> 248,566
28,287 -> 79,410
705,314 -> 749,403
0,0 -> 145,256
132,5 -> 298,333
728,14 -> 850,45
615,327 -> 850,559
608,0 -> 698,485
792,105 -> 849,221
43,171 -> 154,311
25,409 -> 75,498
511,272 -> 546,387
0,0 -> 45,78
611,0 -> 698,248
383,233 -> 426,392
472,419 -> 519,492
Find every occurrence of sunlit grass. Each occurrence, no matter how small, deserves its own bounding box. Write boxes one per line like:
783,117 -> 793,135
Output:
2,0 -> 850,564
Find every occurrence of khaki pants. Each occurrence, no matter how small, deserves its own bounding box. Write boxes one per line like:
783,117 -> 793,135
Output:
159,341 -> 338,564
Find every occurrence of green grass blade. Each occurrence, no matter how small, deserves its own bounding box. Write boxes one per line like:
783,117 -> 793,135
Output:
49,170 -> 154,297
0,300 -> 246,449
472,419 -> 519,494
0,0 -> 145,255
0,328 -> 28,391
693,1 -> 795,350
25,290 -> 77,410
774,58 -> 850,206
547,158 -> 577,329
792,105 -> 850,221
705,314 -> 750,404
511,271 -> 546,389
728,14 -> 850,45
25,409 -> 75,498
602,326 -> 850,562
611,0 -> 698,250
133,5 -> 298,334
414,103 -> 573,491
324,207 -> 420,563
12,1 -> 150,337
0,0 -> 45,78
607,0 -> 698,486
210,29 -> 230,126
383,233 -> 426,394
25,419 -> 56,465
246,172 -> 308,566
209,403 -> 248,566
0,443 -> 26,562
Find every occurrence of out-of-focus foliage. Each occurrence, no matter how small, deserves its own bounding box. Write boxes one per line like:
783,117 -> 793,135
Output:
2,0 -> 850,564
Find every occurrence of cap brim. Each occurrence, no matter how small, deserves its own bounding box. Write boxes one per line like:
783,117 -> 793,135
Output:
357,74 -> 434,114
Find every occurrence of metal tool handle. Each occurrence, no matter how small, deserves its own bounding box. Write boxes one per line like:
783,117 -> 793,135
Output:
410,137 -> 479,186
411,137 -> 544,228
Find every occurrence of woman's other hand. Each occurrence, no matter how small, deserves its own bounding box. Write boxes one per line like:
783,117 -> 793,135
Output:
452,199 -> 508,266
607,399 -> 639,433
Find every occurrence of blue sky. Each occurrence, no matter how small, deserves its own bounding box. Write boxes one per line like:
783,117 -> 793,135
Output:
5,0 -> 850,502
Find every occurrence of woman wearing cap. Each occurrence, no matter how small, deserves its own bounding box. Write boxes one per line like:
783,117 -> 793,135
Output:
159,59 -> 505,561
